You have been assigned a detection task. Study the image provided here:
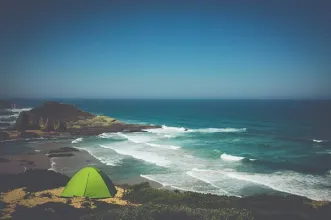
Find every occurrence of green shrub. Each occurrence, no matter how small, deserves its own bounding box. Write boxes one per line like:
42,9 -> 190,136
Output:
39,117 -> 48,131
85,204 -> 254,220
123,182 -> 238,209
53,120 -> 60,131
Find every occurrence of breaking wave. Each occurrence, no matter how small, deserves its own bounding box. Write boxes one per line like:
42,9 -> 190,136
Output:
144,125 -> 247,135
224,170 -> 331,201
146,143 -> 181,150
220,153 -> 245,162
100,144 -> 171,167
81,147 -> 123,166
0,114 -> 19,119
313,139 -> 328,143
6,108 -> 32,113
71,138 -> 83,144
192,128 -> 247,133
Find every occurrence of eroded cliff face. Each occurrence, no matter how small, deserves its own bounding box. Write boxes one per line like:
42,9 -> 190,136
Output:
15,102 -> 95,131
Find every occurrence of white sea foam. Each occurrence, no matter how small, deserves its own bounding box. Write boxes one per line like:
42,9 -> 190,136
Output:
0,114 -> 19,119
220,153 -> 245,162
82,147 -> 123,166
98,133 -> 125,140
144,125 -> 187,134
6,108 -> 32,113
48,158 -> 56,171
98,133 -> 111,138
146,142 -> 181,150
163,134 -> 175,138
141,174 -> 221,195
313,139 -> 327,143
71,137 -> 83,144
186,168 -> 331,201
186,170 -> 233,195
142,170 -> 242,197
100,144 -> 171,167
190,128 -> 247,133
116,132 -> 156,143
144,125 -> 247,135
224,170 -> 331,201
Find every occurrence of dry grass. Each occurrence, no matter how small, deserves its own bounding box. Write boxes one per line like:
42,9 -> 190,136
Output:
304,200 -> 330,209
24,130 -> 43,136
66,116 -> 120,129
6,131 -> 19,139
0,186 -> 131,219
6,130 -> 43,140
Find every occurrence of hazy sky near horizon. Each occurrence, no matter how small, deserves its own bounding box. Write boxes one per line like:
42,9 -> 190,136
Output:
1,0 -> 331,99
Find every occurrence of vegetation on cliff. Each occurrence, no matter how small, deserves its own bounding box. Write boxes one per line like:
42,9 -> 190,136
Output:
65,116 -> 121,129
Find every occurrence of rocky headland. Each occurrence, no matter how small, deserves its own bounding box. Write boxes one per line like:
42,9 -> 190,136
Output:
1,101 -> 160,141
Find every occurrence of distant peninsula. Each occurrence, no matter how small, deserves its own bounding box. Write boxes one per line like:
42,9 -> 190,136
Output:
1,101 -> 160,141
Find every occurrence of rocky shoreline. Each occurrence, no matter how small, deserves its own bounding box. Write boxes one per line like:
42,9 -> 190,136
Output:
0,101 -> 160,141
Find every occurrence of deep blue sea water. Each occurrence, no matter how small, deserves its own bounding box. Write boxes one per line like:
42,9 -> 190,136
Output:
2,99 -> 331,200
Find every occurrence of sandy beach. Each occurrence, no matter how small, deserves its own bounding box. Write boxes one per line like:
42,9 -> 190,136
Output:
0,138 -> 162,189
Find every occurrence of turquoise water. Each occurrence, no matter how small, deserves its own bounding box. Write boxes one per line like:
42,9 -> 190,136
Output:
8,99 -> 331,200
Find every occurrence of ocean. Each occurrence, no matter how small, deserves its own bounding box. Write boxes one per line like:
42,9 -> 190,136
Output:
2,99 -> 331,201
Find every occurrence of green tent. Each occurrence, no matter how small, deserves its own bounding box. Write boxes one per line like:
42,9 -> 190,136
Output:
61,166 -> 117,198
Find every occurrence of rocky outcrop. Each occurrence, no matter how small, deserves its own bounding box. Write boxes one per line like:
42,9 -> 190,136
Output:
14,101 -> 161,135
18,131 -> 41,139
48,147 -> 79,154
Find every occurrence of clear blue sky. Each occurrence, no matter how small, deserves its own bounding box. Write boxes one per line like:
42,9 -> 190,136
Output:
1,0 -> 330,99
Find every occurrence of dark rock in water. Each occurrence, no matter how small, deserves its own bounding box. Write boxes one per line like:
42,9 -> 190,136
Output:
0,169 -> 69,192
0,131 -> 9,141
47,153 -> 75,158
15,101 -> 95,131
0,158 -> 10,163
19,131 -> 40,139
48,147 -> 79,154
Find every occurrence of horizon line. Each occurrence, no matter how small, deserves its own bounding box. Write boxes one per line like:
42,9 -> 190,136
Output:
3,97 -> 331,101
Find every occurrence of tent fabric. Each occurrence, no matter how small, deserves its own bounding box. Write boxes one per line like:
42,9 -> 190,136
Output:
61,166 -> 117,198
